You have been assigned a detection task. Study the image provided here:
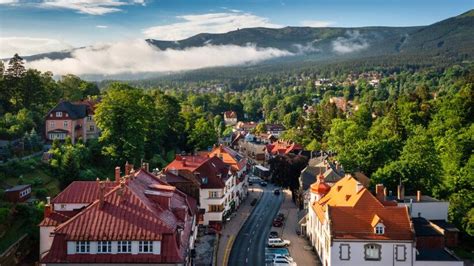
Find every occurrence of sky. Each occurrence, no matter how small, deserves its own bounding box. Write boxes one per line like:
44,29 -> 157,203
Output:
0,0 -> 472,76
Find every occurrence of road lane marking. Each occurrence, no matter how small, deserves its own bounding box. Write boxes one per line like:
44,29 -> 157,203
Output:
222,235 -> 235,266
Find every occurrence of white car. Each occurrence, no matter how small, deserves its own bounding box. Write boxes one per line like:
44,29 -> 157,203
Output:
268,238 -> 291,247
272,257 -> 297,266
273,254 -> 294,262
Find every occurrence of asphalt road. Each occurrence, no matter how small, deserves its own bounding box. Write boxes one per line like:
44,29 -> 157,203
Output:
228,184 -> 284,266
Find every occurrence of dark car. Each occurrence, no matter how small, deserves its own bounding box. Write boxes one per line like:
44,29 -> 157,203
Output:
249,181 -> 253,186
269,231 -> 279,238
250,198 -> 258,206
274,215 -> 284,222
277,213 -> 285,219
272,220 -> 283,227
274,189 -> 280,195
260,181 -> 268,186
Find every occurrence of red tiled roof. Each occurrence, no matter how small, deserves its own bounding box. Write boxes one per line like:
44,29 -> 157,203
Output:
41,169 -> 195,264
208,145 -> 247,171
267,141 -> 303,155
312,176 -> 413,241
39,211 -> 73,227
164,154 -> 230,189
51,181 -> 116,204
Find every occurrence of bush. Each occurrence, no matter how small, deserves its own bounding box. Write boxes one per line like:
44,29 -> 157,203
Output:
35,188 -> 48,200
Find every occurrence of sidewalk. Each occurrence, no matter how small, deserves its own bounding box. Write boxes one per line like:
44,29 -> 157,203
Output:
216,187 -> 263,266
279,189 -> 320,266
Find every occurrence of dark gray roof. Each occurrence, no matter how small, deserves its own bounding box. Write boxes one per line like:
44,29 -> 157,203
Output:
430,220 -> 460,232
416,249 -> 460,261
48,101 -> 87,119
5,184 -> 30,192
412,217 -> 443,237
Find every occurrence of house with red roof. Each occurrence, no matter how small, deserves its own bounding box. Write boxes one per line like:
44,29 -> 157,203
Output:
208,145 -> 249,207
305,175 -> 462,266
39,165 -> 198,265
266,140 -> 303,160
163,153 -> 238,230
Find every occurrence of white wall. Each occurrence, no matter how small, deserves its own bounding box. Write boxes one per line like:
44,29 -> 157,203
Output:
398,201 -> 449,220
39,226 -> 55,258
203,212 -> 223,225
330,241 -> 415,266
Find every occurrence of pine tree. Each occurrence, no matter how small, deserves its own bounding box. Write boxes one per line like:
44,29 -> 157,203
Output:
5,54 -> 26,78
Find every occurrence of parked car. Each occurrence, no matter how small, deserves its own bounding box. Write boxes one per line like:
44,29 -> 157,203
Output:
273,254 -> 294,262
272,220 -> 283,227
269,231 -> 279,238
250,198 -> 258,206
268,238 -> 291,247
249,181 -> 253,186
274,216 -> 284,222
274,189 -> 280,195
272,257 -> 297,266
260,181 -> 268,186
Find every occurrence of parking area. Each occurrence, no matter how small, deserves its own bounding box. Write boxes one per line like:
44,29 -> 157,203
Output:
266,188 -> 320,266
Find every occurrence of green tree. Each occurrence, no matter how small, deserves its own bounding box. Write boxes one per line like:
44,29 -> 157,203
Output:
188,117 -> 217,150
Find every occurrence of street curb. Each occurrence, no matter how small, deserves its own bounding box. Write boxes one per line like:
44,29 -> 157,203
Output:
213,233 -> 220,266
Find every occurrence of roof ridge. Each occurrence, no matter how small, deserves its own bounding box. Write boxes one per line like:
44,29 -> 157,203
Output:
54,186 -> 120,233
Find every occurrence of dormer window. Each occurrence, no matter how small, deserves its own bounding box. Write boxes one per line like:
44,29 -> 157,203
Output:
375,224 -> 385,235
56,112 -> 62,117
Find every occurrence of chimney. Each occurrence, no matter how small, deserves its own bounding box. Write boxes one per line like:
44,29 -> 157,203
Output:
182,158 -> 187,167
375,184 -> 384,202
99,181 -> 106,209
397,185 -> 405,201
383,187 -> 387,198
115,166 -> 121,183
117,181 -> 125,202
44,196 -> 52,218
417,190 -> 422,202
125,161 -> 132,175
142,162 -> 149,172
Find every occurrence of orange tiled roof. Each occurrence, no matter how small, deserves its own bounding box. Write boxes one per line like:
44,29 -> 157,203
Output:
312,176 -> 413,241
208,145 -> 247,171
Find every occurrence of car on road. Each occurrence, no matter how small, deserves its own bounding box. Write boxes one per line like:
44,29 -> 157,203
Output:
272,220 -> 283,227
274,189 -> 280,195
268,238 -> 291,247
269,231 -> 279,238
260,181 -> 268,186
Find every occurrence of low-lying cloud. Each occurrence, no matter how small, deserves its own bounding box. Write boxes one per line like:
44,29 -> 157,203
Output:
26,39 -> 292,76
332,30 -> 369,54
143,12 -> 282,40
40,0 -> 145,15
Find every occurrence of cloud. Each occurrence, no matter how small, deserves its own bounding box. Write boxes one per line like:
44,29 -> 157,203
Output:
0,37 -> 73,58
0,0 -> 18,4
331,30 -> 369,54
96,25 -> 108,28
301,20 -> 334,28
25,39 -> 292,76
143,12 -> 282,40
40,0 -> 144,15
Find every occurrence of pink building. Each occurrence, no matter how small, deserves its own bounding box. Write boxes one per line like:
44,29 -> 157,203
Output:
45,100 -> 99,143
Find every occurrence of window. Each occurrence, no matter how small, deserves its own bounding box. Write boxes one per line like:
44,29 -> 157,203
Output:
117,241 -> 132,253
139,241 -> 153,253
375,225 -> 384,235
209,191 -> 219,198
201,177 -> 208,184
56,112 -> 62,117
395,245 -> 406,261
364,244 -> 381,261
50,121 -> 55,128
63,121 -> 68,128
339,244 -> 350,260
97,241 -> 111,253
87,115 -> 93,121
209,204 -> 223,212
89,125 -> 95,132
75,241 -> 90,253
